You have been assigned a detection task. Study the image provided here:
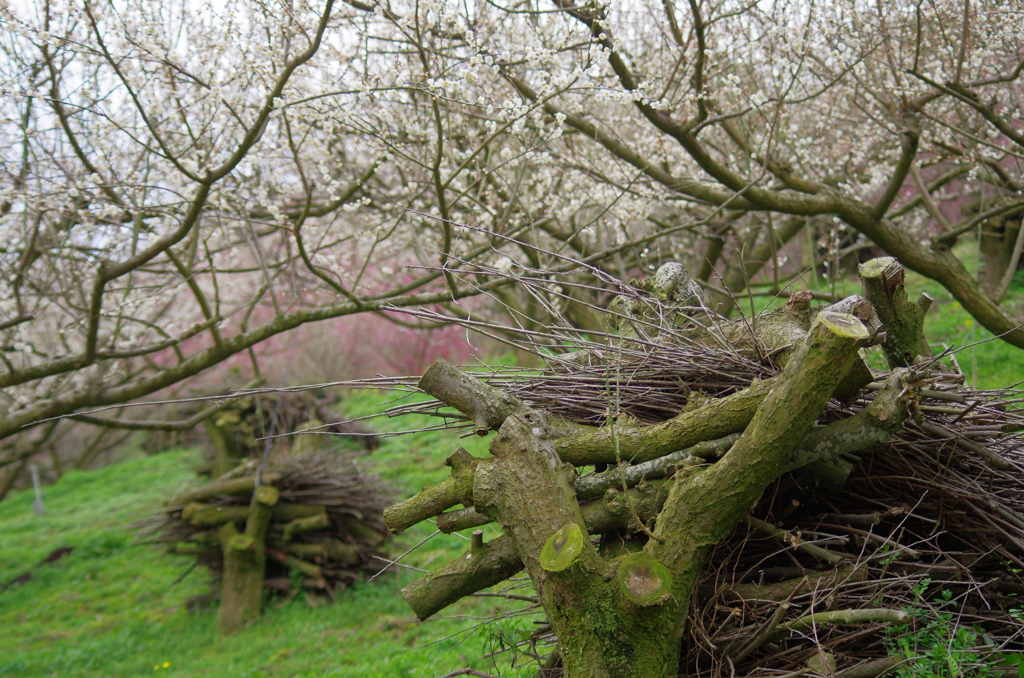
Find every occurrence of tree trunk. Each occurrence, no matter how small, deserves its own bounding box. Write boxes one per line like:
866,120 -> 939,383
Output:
709,215 -> 807,315
474,410 -> 674,678
0,456 -> 27,502
979,216 -> 1022,299
216,484 -> 278,635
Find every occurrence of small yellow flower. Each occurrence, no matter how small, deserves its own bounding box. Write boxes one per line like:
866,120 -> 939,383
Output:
163,663 -> 170,669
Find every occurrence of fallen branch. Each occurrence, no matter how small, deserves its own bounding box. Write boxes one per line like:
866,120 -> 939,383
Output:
555,378 -> 775,466
267,547 -> 324,579
183,502 -> 325,529
383,448 -> 485,534
281,512 -> 330,541
418,358 -> 529,435
401,533 -> 523,620
745,515 -> 846,566
166,472 -> 282,507
574,434 -> 738,500
774,607 -> 909,638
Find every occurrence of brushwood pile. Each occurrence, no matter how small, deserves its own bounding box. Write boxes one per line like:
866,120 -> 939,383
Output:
141,393 -> 392,633
380,258 -> 1024,677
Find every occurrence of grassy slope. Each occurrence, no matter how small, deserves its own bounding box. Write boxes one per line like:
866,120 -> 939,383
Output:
0,393 -> 538,678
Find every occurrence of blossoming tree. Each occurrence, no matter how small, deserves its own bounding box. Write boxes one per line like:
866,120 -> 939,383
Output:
1,0 -> 1021,488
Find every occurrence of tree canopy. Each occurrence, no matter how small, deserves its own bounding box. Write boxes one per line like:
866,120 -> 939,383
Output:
1,0 -> 1022,471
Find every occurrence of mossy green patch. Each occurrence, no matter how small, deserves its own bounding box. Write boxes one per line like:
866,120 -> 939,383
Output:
540,523 -> 584,571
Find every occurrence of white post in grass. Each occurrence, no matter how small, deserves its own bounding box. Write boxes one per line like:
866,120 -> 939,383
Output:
29,463 -> 44,515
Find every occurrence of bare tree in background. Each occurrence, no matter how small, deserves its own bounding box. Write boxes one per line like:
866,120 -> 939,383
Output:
1,0 -> 1022,487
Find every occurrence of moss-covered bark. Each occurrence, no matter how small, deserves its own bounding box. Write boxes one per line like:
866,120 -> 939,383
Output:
401,534 -> 524,620
280,512 -> 330,540
574,435 -> 736,500
859,257 -> 934,368
396,311 -> 869,677
418,358 -> 528,435
383,448 -> 484,534
475,411 -> 680,678
266,547 -> 323,578
281,538 -> 359,565
216,483 -> 278,635
204,416 -> 240,479
784,368 -> 916,488
555,378 -> 773,466
406,480 -> 674,619
634,312 -> 868,646
572,311 -> 867,674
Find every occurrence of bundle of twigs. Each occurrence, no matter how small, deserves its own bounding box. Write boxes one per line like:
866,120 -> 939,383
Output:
380,338 -> 776,428
234,390 -> 381,452
141,389 -> 379,458
679,381 -> 1024,674
140,447 -> 394,596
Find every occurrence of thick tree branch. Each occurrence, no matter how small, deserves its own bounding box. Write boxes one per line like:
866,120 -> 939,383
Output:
0,284 -> 494,440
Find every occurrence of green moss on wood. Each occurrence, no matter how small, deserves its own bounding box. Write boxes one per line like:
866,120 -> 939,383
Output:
540,523 -> 585,572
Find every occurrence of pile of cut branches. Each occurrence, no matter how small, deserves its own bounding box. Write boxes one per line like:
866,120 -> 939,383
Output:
141,388 -> 379,458
376,258 -> 1024,677
193,389 -> 380,479
141,446 -> 393,634
224,390 -> 382,454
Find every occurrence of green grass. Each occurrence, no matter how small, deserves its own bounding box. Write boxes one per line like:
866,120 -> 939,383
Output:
905,270 -> 1024,391
0,391 -> 540,678
884,579 -> 1017,677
